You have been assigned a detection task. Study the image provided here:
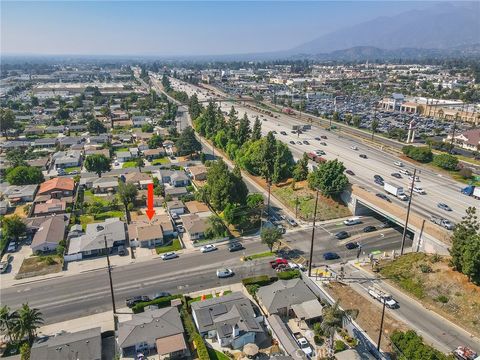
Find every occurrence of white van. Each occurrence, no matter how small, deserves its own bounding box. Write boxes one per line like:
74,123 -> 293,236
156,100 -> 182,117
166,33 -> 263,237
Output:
343,217 -> 362,226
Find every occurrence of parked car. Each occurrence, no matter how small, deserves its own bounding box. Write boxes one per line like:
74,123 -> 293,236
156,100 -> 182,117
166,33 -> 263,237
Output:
437,203 -> 452,211
359,154 -> 368,159
6,242 -> 17,253
314,150 -> 325,156
335,231 -> 350,240
280,131 -> 287,135
126,296 -> 151,308
216,268 -> 234,278
0,262 -> 9,274
176,225 -> 185,233
287,218 -> 298,227
117,245 -> 127,256
363,225 -> 377,233
320,141 -> 327,146
314,137 -> 321,141
270,258 -> 288,269
320,135 -> 327,139
289,141 -> 295,145
160,252 -> 178,260
323,252 -> 340,260
288,262 -> 305,271
200,244 -> 217,253
228,242 -> 244,252
345,242 -> 359,250
374,178 -> 384,186
296,141 -> 302,145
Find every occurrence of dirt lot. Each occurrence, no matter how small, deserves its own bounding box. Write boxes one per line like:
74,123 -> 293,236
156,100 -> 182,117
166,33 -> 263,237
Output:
326,282 -> 409,354
379,253 -> 480,337
17,255 -> 63,279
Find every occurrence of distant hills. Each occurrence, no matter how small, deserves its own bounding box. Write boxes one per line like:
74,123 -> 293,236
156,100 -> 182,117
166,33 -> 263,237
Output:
291,2 -> 479,57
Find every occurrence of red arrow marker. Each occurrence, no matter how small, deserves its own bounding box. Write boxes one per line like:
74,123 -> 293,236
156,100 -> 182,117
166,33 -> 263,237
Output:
146,183 -> 155,220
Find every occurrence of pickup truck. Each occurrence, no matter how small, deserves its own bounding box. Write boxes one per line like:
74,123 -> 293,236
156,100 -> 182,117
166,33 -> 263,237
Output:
294,333 -> 313,357
368,286 -> 398,309
430,215 -> 454,230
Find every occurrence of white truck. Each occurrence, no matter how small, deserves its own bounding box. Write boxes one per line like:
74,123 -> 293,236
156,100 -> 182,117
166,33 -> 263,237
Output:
384,182 -> 408,201
368,286 -> 399,309
294,333 -> 313,358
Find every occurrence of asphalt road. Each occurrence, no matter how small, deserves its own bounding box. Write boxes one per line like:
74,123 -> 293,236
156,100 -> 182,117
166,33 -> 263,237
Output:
169,78 -> 479,225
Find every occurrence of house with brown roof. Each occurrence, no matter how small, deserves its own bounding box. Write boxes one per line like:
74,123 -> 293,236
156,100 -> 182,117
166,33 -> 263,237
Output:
33,198 -> 67,216
187,165 -> 207,181
185,200 -> 211,215
31,215 -> 66,253
445,128 -> 480,151
123,172 -> 153,190
143,148 -> 165,160
38,178 -> 75,198
166,200 -> 185,216
128,223 -> 164,248
117,307 -> 188,358
181,214 -> 208,241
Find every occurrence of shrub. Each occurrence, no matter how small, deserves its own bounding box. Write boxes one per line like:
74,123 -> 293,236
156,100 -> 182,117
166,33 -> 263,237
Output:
334,340 -> 347,353
132,294 -> 182,313
180,304 -> 209,360
433,153 -> 459,171
242,275 -> 273,287
419,263 -> 433,273
246,284 -> 260,296
434,295 -> 449,304
277,269 -> 301,280
402,145 -> 433,163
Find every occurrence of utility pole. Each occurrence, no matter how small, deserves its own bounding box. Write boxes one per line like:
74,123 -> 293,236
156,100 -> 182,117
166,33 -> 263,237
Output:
401,168 -> 416,255
377,300 -> 386,351
308,189 -> 319,277
266,181 -> 271,218
101,232 -> 117,332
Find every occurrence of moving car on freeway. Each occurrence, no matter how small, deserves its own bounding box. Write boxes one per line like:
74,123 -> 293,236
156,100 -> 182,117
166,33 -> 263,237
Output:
438,203 -> 452,211
376,193 -> 391,202
344,217 -> 361,226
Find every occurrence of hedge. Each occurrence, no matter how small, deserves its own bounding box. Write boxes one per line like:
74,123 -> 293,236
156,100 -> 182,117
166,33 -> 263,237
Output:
242,275 -> 277,287
132,294 -> 182,314
180,304 -> 210,360
277,269 -> 301,280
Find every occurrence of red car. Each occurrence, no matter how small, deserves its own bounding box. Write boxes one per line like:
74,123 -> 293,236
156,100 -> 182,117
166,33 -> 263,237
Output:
270,258 -> 288,269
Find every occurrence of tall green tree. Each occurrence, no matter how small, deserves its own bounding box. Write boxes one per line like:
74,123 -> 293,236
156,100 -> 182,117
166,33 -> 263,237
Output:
226,106 -> 238,141
0,108 -> 16,139
188,94 -> 203,121
17,304 -> 44,345
6,166 -> 44,185
371,118 -> 379,140
84,154 -> 111,178
293,153 -> 309,181
252,116 -> 262,141
261,227 -> 282,252
0,306 -> 19,343
433,153 -> 459,170
308,159 -> 349,197
175,126 -> 202,156
352,115 -> 361,128
87,118 -> 107,135
117,181 -> 138,224
205,215 -> 227,239
237,113 -> 251,145
260,132 -> 276,183
2,215 -> 27,243
135,157 -> 145,173
148,134 -> 163,149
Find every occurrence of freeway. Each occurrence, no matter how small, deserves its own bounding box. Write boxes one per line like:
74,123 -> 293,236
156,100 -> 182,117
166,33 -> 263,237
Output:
1,219 -> 402,325
168,77 -> 478,225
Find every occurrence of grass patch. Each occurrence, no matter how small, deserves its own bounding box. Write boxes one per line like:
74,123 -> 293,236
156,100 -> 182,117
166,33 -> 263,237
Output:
188,290 -> 233,306
152,157 -> 170,165
155,239 -> 182,254
207,348 -> 231,360
17,255 -> 63,278
94,210 -> 124,221
79,214 -> 95,230
114,147 -> 132,152
272,182 -> 351,221
122,161 -> 138,169
244,251 -> 276,261
64,166 -> 81,174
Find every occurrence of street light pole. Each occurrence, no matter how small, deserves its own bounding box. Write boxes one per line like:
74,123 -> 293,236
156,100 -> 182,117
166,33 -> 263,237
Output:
377,300 -> 386,351
401,168 -> 416,255
308,189 -> 319,277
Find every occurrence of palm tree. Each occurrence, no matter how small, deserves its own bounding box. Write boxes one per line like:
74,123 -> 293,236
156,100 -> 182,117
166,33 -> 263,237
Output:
17,304 -> 44,345
322,300 -> 345,352
0,306 -> 19,343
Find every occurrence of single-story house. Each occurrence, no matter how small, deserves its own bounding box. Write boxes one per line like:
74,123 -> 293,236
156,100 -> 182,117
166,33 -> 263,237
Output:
31,327 -> 102,360
33,198 -> 67,216
57,136 -> 83,148
128,223 -> 164,248
32,138 -> 57,148
187,165 -> 207,181
26,157 -> 50,170
88,134 -> 110,145
156,169 -> 174,184
31,215 -> 66,253
117,307 -> 188,358
164,187 -> 188,199
38,177 -> 75,198
0,184 -> 38,204
85,148 -> 110,158
143,148 -> 165,160
123,172 -> 153,190
91,177 -> 119,194
131,116 -> 150,127
116,151 -> 133,162
185,201 -> 210,216
52,150 -> 82,169
166,200 -> 185,216
170,172 -> 189,187
191,292 -> 264,350
256,279 -> 320,318
45,125 -> 65,134
181,214 -> 208,241
66,218 -> 126,261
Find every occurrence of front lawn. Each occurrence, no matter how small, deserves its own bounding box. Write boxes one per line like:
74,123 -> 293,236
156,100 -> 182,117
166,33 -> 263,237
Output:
273,182 -> 351,221
244,251 -> 276,261
94,210 -> 124,221
64,166 -> 81,174
155,239 -> 182,254
152,157 -> 170,165
122,161 -> 137,168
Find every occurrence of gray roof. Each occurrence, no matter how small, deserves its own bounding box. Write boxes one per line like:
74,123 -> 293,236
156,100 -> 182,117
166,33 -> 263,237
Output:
31,327 -> 101,360
1,184 -> 38,198
267,314 -> 303,358
256,279 -> 317,314
290,299 -> 323,320
68,218 -> 126,254
31,216 -> 66,250
191,292 -> 262,335
164,187 -> 187,197
117,307 -> 184,349
170,172 -> 189,182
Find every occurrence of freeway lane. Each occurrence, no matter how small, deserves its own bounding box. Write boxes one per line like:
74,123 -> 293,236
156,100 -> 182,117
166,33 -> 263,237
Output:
168,78 -> 478,225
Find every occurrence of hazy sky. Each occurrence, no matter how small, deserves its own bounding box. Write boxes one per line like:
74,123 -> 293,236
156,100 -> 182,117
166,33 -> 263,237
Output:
2,1 -> 435,56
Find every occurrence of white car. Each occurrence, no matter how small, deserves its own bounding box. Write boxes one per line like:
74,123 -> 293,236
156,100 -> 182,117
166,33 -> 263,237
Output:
297,337 -> 313,357
351,145 -> 358,151
160,252 -> 178,260
343,217 -> 362,226
399,169 -> 410,176
409,175 -> 420,182
216,268 -> 234,278
394,161 -> 404,167
176,225 -> 185,233
314,150 -> 325,156
288,262 -> 305,271
413,187 -> 425,194
200,244 -> 217,253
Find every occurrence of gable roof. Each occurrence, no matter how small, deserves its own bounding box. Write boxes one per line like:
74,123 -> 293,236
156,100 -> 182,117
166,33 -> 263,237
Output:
38,178 -> 75,194
181,214 -> 207,234
31,216 -> 66,249
68,218 -> 125,254
185,201 -> 210,214
117,307 -> 184,349
130,224 -> 163,242
256,279 -> 317,314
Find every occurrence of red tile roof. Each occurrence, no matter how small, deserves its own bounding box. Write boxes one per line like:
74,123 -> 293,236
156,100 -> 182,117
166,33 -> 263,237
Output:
38,177 -> 75,194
